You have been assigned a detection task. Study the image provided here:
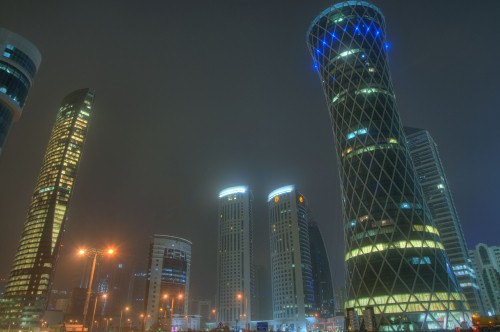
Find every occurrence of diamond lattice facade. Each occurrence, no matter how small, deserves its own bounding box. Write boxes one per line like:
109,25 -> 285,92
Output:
306,2 -> 469,330
0,89 -> 95,329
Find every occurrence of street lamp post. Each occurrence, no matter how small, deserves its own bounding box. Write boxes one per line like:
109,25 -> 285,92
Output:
165,293 -> 183,332
80,248 -> 114,331
104,318 -> 112,332
91,294 -> 107,332
237,293 -> 249,332
119,307 -> 130,332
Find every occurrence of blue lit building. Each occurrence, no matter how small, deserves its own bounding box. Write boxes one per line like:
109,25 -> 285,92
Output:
307,2 -> 469,330
268,186 -> 313,332
406,127 -> 484,315
145,235 -> 191,331
0,28 -> 41,155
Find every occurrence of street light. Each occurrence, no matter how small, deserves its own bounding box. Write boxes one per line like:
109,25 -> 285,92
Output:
211,309 -> 216,321
119,306 -> 130,332
79,247 -> 115,331
91,294 -> 107,332
104,318 -> 112,332
236,293 -> 248,332
164,293 -> 183,332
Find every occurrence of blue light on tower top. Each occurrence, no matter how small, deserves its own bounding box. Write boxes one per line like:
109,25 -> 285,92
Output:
219,186 -> 248,198
268,185 -> 295,202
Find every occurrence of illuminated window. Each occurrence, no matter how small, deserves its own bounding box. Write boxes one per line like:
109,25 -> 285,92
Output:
346,128 -> 368,140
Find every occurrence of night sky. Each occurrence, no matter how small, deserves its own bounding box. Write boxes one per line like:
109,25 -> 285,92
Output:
1,0 -> 499,305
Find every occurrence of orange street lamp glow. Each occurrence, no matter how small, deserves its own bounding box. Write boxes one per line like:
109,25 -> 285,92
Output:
107,249 -> 114,254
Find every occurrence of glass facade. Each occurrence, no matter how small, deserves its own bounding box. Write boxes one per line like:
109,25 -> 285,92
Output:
268,186 -> 313,331
0,89 -> 95,329
0,28 -> 41,155
306,2 -> 469,330
216,186 -> 254,327
405,127 -> 484,315
308,220 -> 335,318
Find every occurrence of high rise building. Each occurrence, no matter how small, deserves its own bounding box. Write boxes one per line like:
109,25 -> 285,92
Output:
268,185 -> 313,331
0,28 -> 41,155
0,89 -> 95,329
127,271 -> 147,317
216,186 -> 254,328
145,235 -> 191,331
469,244 -> 500,316
405,127 -> 484,314
307,3 -> 468,330
308,219 -> 335,318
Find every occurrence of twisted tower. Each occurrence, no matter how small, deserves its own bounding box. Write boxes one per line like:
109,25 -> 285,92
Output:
307,2 -> 468,330
0,89 -> 95,329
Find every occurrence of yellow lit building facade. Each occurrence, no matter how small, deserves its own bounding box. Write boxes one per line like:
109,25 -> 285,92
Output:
307,2 -> 469,331
0,89 -> 95,330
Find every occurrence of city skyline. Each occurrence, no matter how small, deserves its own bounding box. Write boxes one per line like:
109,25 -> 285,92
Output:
0,0 -> 499,307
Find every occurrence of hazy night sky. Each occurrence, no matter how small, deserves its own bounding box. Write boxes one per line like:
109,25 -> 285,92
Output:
0,0 -> 499,305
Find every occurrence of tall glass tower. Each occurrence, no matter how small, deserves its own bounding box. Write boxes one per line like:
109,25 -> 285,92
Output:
307,2 -> 468,330
405,127 -> 484,315
308,219 -> 335,318
0,28 -> 41,155
268,186 -> 313,332
0,89 -> 95,329
216,186 -> 254,328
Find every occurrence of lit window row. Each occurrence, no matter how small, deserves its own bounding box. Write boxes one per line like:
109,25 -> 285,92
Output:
345,239 -> 445,261
342,141 -> 400,158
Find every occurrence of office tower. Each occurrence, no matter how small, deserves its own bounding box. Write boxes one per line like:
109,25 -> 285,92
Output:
308,219 -> 335,318
333,287 -> 346,314
268,185 -> 313,331
406,127 -> 484,314
145,235 -> 191,331
307,3 -> 468,330
0,89 -> 95,329
0,28 -> 41,155
216,186 -> 254,328
127,271 -> 147,318
469,244 -> 500,316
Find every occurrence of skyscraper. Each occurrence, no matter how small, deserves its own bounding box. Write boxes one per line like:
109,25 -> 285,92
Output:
216,186 -> 254,328
0,28 -> 41,155
145,235 -> 191,331
406,127 -> 484,314
308,219 -> 335,318
127,271 -> 147,318
469,244 -> 500,316
0,89 -> 95,329
307,3 -> 468,330
268,185 -> 313,331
